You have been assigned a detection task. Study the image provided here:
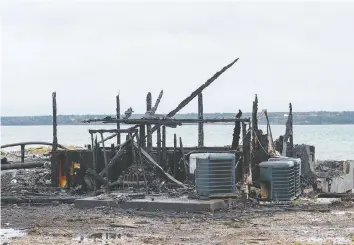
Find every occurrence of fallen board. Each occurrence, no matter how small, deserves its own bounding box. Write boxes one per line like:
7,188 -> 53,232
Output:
75,193 -> 227,213
132,141 -> 186,187
1,196 -> 77,205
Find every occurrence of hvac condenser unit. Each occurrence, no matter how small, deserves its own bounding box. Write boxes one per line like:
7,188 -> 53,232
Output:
195,153 -> 236,198
268,157 -> 302,197
259,160 -> 295,201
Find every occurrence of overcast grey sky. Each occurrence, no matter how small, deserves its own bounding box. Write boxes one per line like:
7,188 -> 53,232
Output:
1,1 -> 354,116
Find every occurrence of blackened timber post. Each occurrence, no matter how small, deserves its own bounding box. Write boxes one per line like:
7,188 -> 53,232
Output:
232,110 -> 242,150
140,125 -> 146,149
100,132 -> 109,179
198,93 -> 204,147
116,94 -> 121,146
135,133 -> 147,189
156,126 -> 162,165
289,103 -> 294,157
94,136 -> 99,190
51,92 -> 58,187
146,92 -> 152,152
162,125 -> 167,169
179,137 -> 188,181
173,134 -> 177,177
20,144 -> 25,163
252,94 -> 258,131
242,122 -> 248,182
129,133 -> 139,188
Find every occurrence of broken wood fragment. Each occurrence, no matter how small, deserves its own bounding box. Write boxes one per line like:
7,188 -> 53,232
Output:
132,141 -> 186,187
99,139 -> 132,177
1,162 -> 45,170
198,93 -> 204,147
146,92 -> 153,152
109,223 -> 138,228
151,58 -> 239,133
116,93 -> 121,145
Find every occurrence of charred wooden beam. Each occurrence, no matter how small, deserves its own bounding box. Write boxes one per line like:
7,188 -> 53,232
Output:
135,133 -> 147,188
1,162 -> 44,170
283,103 -> 293,156
93,137 -> 99,190
162,125 -> 167,168
51,92 -> 58,187
89,129 -> 138,134
20,144 -> 25,163
289,103 -> 294,156
179,137 -> 188,179
65,152 -> 71,190
150,90 -> 163,115
99,138 -> 132,177
146,92 -> 153,152
96,125 -> 139,145
116,93 -> 121,145
87,168 -> 109,185
101,118 -> 181,126
132,141 -> 186,187
139,125 -> 146,148
198,93 -> 204,147
97,118 -> 250,124
231,110 -> 242,150
99,133 -> 109,178
156,127 -> 162,165
252,94 -> 258,131
129,133 -> 139,188
52,92 -> 58,151
1,141 -> 67,150
242,123 -> 250,182
264,110 -> 275,154
173,133 -> 177,177
151,58 -> 239,133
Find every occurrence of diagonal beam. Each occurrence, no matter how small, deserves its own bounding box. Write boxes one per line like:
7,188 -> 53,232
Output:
132,141 -> 186,187
151,58 -> 239,133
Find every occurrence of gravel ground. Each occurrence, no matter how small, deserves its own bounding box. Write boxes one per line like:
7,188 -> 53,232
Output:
2,151 -> 354,244
1,201 -> 354,245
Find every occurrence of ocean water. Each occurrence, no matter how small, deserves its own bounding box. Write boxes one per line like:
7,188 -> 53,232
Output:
1,124 -> 353,160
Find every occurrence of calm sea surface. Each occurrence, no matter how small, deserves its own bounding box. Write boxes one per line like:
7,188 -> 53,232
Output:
1,124 -> 353,160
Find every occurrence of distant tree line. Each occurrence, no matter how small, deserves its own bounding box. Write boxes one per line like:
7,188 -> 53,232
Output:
1,111 -> 354,126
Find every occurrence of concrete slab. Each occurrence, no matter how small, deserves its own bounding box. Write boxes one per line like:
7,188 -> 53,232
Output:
75,193 -> 227,212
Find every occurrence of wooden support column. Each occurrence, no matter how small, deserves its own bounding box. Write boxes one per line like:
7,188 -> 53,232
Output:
20,145 -> 25,163
51,92 -> 58,187
242,122 -> 249,182
100,133 -> 109,180
179,137 -> 188,180
162,126 -> 167,169
94,137 -> 99,190
232,110 -> 242,150
90,133 -> 96,191
146,92 -> 152,152
140,125 -> 146,149
116,94 -> 121,146
156,126 -> 162,165
173,134 -> 177,177
129,133 -> 139,188
135,133 -> 147,189
289,103 -> 294,157
198,93 -> 204,147
252,94 -> 258,131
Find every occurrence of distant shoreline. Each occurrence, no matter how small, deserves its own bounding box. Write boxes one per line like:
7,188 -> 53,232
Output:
1,111 -> 354,126
1,123 -> 354,126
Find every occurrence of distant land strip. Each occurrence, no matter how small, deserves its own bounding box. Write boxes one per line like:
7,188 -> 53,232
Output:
1,112 -> 354,126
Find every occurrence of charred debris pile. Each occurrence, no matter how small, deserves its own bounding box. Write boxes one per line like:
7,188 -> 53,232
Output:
2,58 -> 353,206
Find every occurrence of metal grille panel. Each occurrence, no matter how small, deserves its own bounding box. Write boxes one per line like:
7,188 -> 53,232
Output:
195,153 -> 235,197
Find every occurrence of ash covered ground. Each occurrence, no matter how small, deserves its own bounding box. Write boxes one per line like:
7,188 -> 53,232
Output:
1,150 -> 354,245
